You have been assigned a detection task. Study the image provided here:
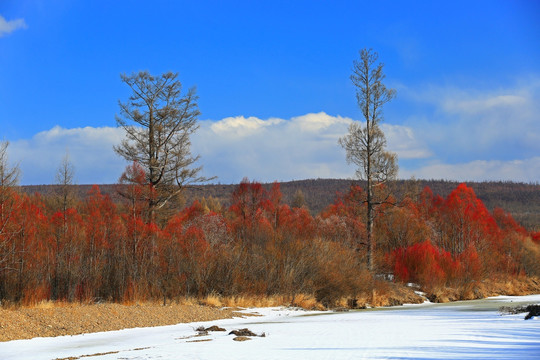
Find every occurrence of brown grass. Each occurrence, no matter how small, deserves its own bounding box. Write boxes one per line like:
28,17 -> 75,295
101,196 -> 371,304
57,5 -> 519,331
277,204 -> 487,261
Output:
197,286 -> 424,310
426,277 -> 540,303
197,293 -> 324,310
3,277 -> 537,342
291,294 -> 323,310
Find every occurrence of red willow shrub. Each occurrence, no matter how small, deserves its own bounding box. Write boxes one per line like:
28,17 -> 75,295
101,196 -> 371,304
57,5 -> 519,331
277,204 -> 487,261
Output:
390,239 -> 482,290
390,240 -> 460,289
0,180 -> 537,305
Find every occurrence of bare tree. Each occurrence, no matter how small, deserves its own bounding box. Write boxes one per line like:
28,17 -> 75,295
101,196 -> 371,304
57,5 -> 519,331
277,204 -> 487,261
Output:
55,151 -> 75,213
53,151 -> 77,300
0,141 -> 19,188
291,189 -> 307,209
114,71 -> 212,220
339,49 -> 397,272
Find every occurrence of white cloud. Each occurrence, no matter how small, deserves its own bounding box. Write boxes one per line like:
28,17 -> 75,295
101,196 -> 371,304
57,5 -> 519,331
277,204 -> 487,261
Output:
443,94 -> 527,114
382,124 -> 432,159
195,112 -> 433,183
8,107 -> 538,185
6,113 -> 427,185
210,116 -> 283,137
10,126 -> 126,185
0,15 -> 27,37
400,157 -> 540,183
393,78 -> 540,182
196,113 -> 353,183
399,77 -> 540,164
290,112 -> 351,133
33,125 -> 122,144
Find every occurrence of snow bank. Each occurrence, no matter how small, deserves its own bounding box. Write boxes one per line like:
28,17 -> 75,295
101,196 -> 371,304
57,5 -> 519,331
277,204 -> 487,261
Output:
1,295 -> 539,359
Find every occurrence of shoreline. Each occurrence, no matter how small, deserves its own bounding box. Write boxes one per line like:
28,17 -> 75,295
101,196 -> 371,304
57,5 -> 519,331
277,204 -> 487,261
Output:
3,295 -> 539,360
2,277 -> 539,343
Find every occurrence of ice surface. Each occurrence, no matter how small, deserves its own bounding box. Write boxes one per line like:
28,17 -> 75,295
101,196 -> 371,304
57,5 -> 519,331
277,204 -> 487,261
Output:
1,295 -> 539,359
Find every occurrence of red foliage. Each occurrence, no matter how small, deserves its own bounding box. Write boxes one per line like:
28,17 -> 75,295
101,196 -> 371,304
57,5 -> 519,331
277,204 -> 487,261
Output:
118,161 -> 156,220
391,240 -> 461,289
437,183 -> 499,253
229,179 -> 275,245
459,244 -> 482,280
531,232 -> 540,244
319,185 -> 366,248
84,185 -> 122,250
492,207 -> 528,236
0,181 -> 536,304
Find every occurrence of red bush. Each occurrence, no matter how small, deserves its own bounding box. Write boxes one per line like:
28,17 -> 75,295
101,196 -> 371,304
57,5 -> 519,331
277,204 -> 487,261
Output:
391,240 -> 461,289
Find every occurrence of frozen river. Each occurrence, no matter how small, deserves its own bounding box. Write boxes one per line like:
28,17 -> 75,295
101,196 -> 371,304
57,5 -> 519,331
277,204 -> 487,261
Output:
1,294 -> 539,359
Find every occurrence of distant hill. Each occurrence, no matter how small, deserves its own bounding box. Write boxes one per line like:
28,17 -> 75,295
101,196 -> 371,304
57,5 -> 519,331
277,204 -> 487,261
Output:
21,179 -> 540,231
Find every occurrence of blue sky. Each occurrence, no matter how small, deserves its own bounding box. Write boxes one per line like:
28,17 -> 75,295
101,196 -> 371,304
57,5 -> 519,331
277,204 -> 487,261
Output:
1,0 -> 539,185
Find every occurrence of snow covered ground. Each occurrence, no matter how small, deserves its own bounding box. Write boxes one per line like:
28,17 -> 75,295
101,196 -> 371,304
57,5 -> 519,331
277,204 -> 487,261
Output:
1,295 -> 539,360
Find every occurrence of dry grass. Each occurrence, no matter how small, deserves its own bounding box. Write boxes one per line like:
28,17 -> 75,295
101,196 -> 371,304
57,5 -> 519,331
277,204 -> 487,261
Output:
426,277 -> 540,303
178,296 -> 199,306
291,294 -> 323,310
200,294 -> 223,307
33,300 -> 70,309
10,282 -> 424,312
194,282 -> 424,311
198,294 -> 317,309
193,293 -> 327,310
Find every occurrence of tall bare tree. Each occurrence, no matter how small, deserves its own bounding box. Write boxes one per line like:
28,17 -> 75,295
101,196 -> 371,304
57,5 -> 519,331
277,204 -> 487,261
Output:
114,71 -> 211,221
339,49 -> 397,272
52,151 -> 77,299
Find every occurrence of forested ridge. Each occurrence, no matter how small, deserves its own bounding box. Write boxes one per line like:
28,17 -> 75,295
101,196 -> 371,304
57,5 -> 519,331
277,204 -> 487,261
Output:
22,179 -> 540,230
2,179 -> 539,307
